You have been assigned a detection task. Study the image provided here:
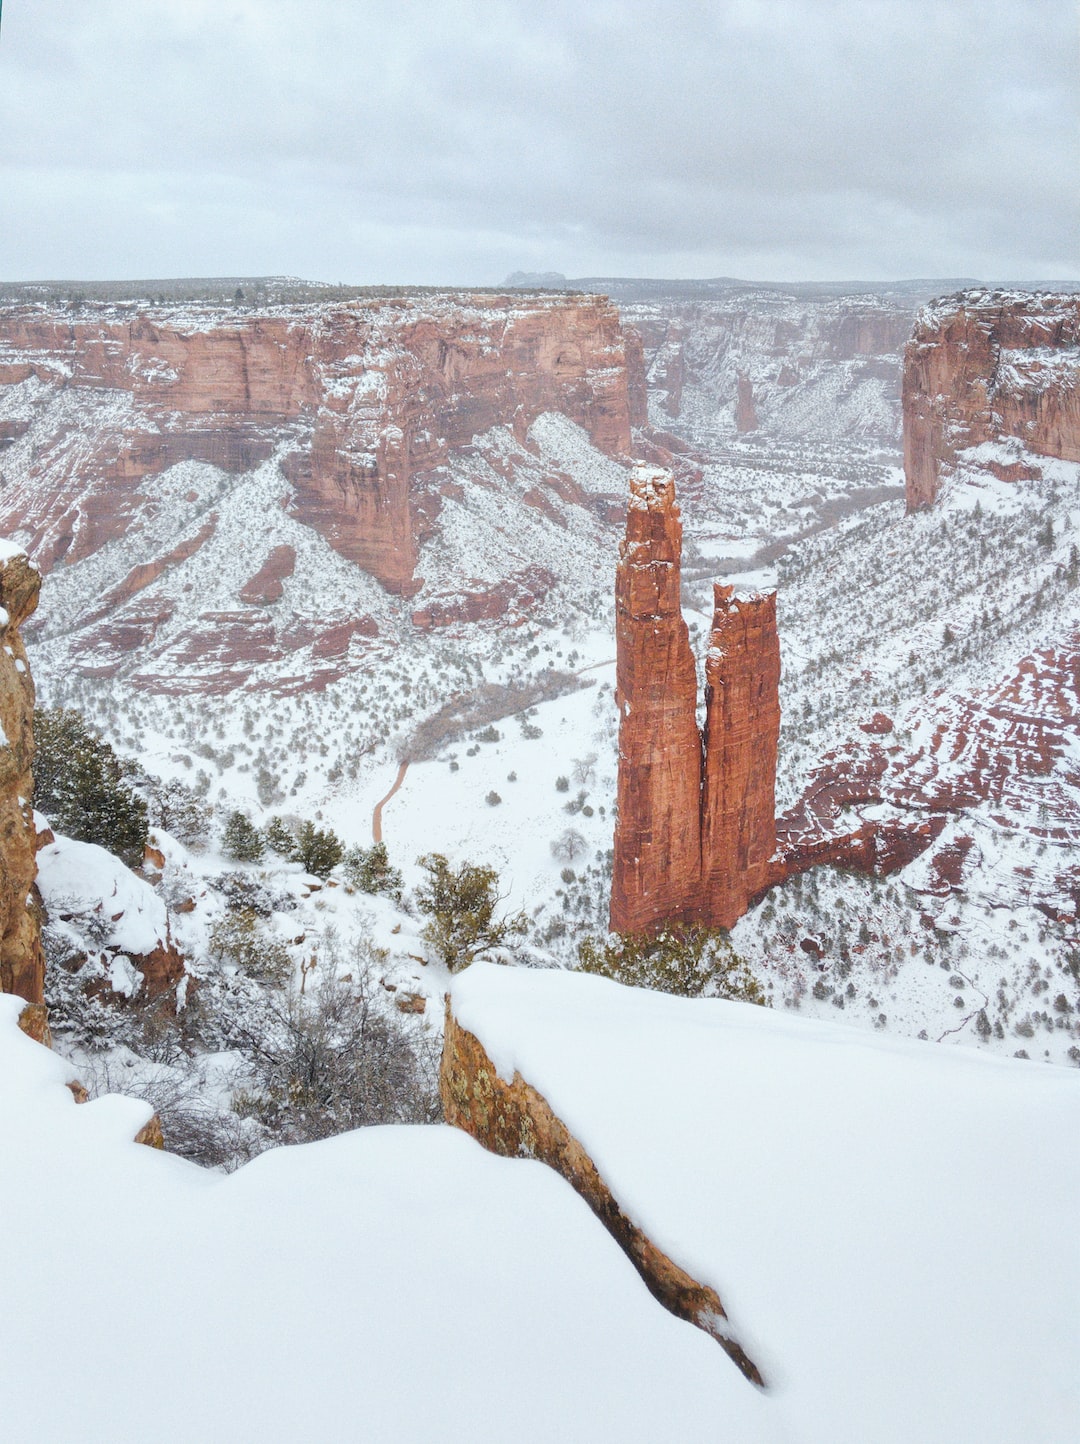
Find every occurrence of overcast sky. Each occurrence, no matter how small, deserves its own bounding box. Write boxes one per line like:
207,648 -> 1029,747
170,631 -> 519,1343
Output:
1,0 -> 1076,285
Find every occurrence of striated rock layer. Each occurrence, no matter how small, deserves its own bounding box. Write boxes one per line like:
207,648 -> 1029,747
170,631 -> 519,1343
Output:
0,547 -> 44,1004
0,291 -> 645,595
610,468 -> 780,934
903,290 -> 1080,510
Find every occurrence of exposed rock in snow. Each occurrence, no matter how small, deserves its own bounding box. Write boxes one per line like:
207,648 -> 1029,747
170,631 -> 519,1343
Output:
37,833 -> 186,1001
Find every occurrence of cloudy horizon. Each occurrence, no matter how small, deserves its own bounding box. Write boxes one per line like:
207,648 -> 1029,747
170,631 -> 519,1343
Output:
1,0 -> 1076,287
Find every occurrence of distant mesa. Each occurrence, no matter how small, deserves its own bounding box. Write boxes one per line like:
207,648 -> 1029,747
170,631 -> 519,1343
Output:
503,271 -> 568,290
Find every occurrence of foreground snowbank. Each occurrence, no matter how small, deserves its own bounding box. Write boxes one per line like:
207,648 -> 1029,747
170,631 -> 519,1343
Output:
451,964 -> 1080,1444
0,995 -> 771,1443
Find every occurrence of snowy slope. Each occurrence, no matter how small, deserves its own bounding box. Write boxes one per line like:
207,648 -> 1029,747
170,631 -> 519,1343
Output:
0,994 -> 774,1444
451,963 -> 1080,1444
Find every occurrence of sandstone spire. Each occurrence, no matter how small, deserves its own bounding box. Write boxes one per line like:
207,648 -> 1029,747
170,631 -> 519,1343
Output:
609,466 -> 703,934
700,584 -> 780,928
610,470 -> 781,935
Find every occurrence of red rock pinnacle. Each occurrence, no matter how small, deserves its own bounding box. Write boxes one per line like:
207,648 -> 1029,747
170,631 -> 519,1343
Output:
610,467 -> 781,935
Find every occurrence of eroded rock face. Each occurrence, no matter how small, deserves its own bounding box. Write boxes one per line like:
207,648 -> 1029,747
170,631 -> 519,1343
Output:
610,469 -> 781,934
0,293 -> 642,595
625,293 -> 914,444
440,1000 -> 763,1385
903,291 -> 1080,509
0,549 -> 44,1004
774,633 -> 1080,913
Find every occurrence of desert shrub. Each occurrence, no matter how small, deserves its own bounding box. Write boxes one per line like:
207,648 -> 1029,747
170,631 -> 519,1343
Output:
222,810 -> 266,862
485,790 -> 502,807
230,939 -> 440,1143
578,926 -> 767,1002
555,775 -> 569,792
34,707 -> 148,866
342,842 -> 403,901
295,820 -> 344,878
210,872 -> 292,917
209,909 -> 292,986
571,753 -> 598,786
415,852 -> 527,972
551,828 -> 586,862
79,1053 -> 262,1171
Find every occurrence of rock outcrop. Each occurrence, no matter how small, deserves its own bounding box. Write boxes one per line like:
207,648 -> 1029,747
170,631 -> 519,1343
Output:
903,291 -> 1080,509
0,546 -> 44,1005
610,468 -> 780,934
440,1000 -> 764,1384
0,292 -> 643,595
774,632 -> 1080,913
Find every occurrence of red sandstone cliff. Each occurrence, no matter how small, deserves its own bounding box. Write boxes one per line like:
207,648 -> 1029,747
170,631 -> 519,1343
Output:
903,291 -> 1080,509
0,293 -> 644,595
0,547 -> 44,1004
610,469 -> 781,934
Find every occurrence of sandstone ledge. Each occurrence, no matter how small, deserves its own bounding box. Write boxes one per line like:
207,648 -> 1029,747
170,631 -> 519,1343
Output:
440,999 -> 764,1386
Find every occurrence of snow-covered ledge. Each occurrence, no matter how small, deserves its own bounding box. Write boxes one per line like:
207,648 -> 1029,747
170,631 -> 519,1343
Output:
444,963 -> 1080,1441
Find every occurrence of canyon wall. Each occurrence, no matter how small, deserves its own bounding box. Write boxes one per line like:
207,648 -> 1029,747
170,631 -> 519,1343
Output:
903,291 -> 1080,509
0,292 -> 645,595
622,292 -> 914,445
0,546 -> 44,1004
610,468 -> 780,934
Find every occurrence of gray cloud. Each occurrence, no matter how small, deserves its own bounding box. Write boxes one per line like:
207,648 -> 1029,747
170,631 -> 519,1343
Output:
0,0 -> 1076,283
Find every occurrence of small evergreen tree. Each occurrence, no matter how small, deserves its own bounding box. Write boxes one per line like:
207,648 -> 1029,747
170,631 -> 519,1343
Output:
223,810 -> 266,863
34,707 -> 148,866
145,777 -> 212,847
263,816 -> 298,859
342,842 -> 402,901
295,820 -> 344,879
415,852 -> 526,972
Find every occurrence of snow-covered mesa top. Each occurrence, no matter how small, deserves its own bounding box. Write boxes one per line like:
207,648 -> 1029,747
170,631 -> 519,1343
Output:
451,963 -> 1080,1444
0,537 -> 28,563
